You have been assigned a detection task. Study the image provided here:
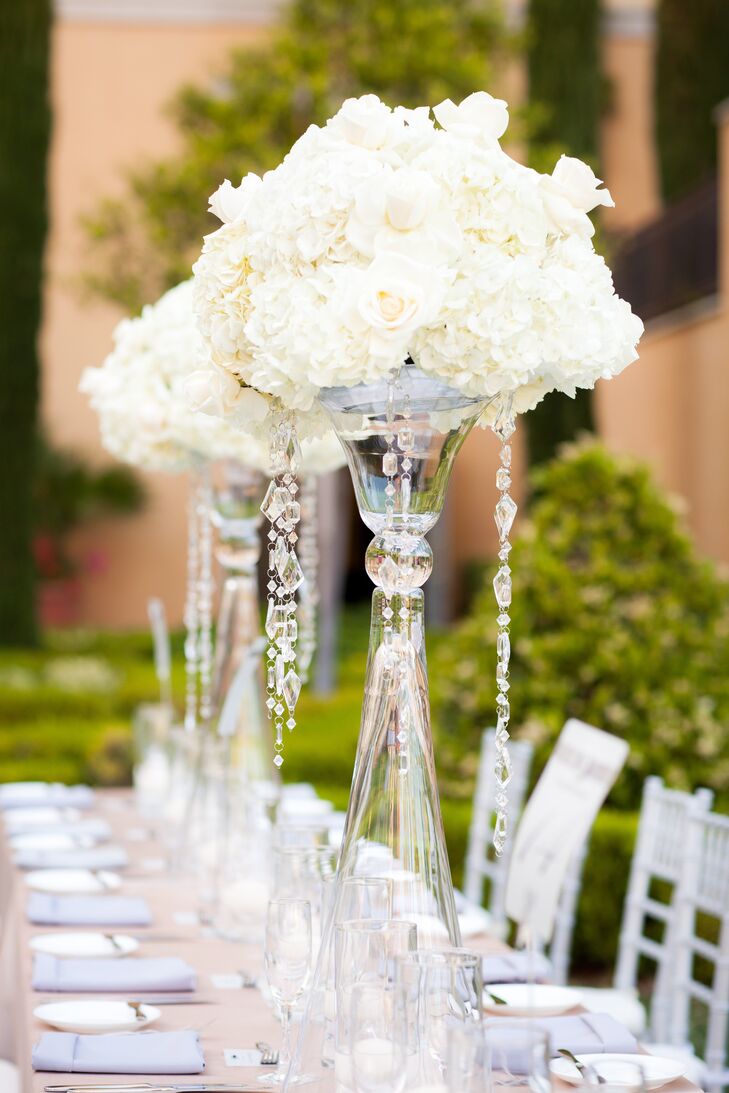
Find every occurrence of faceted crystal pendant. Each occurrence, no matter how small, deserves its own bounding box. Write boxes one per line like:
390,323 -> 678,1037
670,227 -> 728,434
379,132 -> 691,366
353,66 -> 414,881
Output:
497,612 -> 510,627
273,754 -> 284,768
282,668 -> 302,710
274,536 -> 289,575
493,566 -> 512,610
494,495 -> 517,542
382,451 -> 398,477
280,551 -> 305,593
397,425 -> 414,451
496,468 -> 512,491
497,631 -> 510,662
283,500 -> 301,527
378,556 -> 401,593
286,431 -> 303,474
261,482 -> 289,523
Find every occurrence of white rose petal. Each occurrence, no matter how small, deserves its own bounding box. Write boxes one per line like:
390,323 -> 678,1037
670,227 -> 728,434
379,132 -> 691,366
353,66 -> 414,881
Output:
208,174 -> 262,224
433,91 -> 509,143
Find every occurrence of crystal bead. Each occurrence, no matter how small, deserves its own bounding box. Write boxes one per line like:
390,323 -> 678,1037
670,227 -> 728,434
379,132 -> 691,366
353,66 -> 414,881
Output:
402,457 -> 412,471
283,500 -> 301,527
493,566 -> 512,610
266,697 -> 275,710
396,731 -> 407,744
282,668 -> 302,710
501,445 -> 512,467
496,695 -> 510,720
378,557 -> 400,592
401,477 -> 411,511
288,481 -> 299,495
267,645 -> 277,660
261,482 -> 289,523
493,402 -> 515,440
498,542 -> 512,561
382,451 -> 398,477
385,483 -> 396,498
397,426 -> 414,451
495,758 -> 512,788
497,631 -> 511,662
274,702 -> 284,716
267,529 -> 277,542
286,717 -> 296,730
273,754 -> 284,768
496,661 -> 509,687
398,606 -> 409,619
496,468 -> 512,491
276,654 -> 285,690
495,494 -> 517,541
382,606 -> 394,620
497,612 -> 510,627
274,537 -> 289,574
267,579 -> 277,593
280,551 -> 304,592
286,432 -> 303,473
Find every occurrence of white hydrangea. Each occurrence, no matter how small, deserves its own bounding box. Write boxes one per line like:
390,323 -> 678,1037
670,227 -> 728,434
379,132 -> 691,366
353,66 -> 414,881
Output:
80,280 -> 345,475
193,91 -> 643,415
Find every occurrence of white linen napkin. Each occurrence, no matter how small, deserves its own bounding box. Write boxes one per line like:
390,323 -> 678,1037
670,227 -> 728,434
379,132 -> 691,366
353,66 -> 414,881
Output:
32,953 -> 197,992
27,892 -> 152,927
32,1030 -> 204,1073
14,845 -> 128,871
0,782 -> 94,810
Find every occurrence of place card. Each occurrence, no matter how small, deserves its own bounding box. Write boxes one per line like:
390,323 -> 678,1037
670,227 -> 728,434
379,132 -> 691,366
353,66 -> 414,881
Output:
505,718 -> 629,944
224,1049 -> 263,1067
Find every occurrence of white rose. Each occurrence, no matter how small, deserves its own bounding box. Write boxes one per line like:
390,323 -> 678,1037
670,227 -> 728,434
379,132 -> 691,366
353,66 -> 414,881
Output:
433,91 -> 509,143
356,252 -> 443,347
185,365 -> 244,417
208,174 -> 262,224
346,168 -> 461,262
542,156 -> 614,238
329,94 -> 399,150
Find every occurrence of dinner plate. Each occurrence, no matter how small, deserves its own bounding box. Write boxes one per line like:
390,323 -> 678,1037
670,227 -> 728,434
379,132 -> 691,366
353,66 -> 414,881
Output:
483,983 -> 582,1017
25,868 -> 121,894
550,1053 -> 687,1089
4,807 -> 80,830
34,999 -> 160,1034
11,831 -> 94,852
30,931 -> 139,959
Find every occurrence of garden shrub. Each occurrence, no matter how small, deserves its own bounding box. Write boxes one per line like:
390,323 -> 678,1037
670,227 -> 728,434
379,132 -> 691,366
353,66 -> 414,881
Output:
433,439 -> 729,810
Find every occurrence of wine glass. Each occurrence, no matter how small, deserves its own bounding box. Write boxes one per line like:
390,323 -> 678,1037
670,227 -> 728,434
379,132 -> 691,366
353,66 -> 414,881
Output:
260,897 -> 312,1086
348,982 -> 408,1093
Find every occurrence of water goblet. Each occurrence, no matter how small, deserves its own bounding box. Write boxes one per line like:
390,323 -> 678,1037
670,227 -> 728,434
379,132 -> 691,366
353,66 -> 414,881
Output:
260,897 -> 313,1086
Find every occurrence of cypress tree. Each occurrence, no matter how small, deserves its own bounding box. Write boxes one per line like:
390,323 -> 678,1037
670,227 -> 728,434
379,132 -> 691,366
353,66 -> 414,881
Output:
0,0 -> 52,645
525,0 -> 602,466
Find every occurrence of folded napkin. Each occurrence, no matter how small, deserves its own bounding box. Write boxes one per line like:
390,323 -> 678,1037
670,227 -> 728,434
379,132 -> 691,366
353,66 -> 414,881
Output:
482,951 -> 553,984
33,1030 -> 204,1074
485,1013 -> 638,1074
27,892 -> 152,927
0,782 -> 94,811
7,816 -> 111,840
15,845 -> 128,871
33,953 -> 197,993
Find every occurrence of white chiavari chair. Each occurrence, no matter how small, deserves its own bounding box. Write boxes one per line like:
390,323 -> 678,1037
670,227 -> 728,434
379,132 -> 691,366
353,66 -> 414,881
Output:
666,808 -> 729,1093
576,776 -> 714,1039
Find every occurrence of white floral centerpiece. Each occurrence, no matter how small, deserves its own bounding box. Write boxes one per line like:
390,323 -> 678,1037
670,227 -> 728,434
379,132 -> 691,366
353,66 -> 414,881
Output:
193,91 -> 642,415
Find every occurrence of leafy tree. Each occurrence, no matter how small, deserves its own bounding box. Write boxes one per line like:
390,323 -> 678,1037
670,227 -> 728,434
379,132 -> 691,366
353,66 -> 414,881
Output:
433,440 -> 729,810
85,0 -> 511,312
655,0 -> 729,202
524,0 -> 602,466
0,0 -> 52,646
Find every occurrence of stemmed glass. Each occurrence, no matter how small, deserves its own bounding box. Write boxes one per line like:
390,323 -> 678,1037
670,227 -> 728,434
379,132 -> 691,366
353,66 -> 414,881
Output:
261,897 -> 313,1086
483,1023 -> 551,1092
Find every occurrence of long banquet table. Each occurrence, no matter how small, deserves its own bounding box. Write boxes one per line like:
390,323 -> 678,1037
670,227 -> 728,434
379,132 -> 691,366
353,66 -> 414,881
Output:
0,788 -> 699,1093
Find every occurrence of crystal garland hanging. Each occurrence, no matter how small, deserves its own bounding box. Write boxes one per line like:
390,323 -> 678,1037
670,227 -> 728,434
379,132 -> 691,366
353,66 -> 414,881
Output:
183,471 -> 202,732
297,477 -> 318,684
491,397 -> 517,855
261,415 -> 305,767
196,467 -> 215,729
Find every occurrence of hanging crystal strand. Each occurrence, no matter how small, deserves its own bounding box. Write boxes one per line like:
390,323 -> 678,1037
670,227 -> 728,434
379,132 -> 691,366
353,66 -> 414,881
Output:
381,381 -> 398,642
491,395 -> 517,855
261,413 -> 304,767
196,465 -> 215,728
297,476 -> 318,683
183,470 -> 202,732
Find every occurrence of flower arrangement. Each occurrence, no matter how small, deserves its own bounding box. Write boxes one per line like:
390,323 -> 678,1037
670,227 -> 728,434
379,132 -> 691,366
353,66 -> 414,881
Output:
193,91 -> 643,415
80,280 -> 344,475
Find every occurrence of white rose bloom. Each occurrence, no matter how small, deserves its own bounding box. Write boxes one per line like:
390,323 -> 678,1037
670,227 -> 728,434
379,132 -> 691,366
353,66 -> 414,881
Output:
433,91 -> 509,144
542,155 -> 614,238
328,94 -> 402,150
355,252 -> 444,355
208,174 -> 262,224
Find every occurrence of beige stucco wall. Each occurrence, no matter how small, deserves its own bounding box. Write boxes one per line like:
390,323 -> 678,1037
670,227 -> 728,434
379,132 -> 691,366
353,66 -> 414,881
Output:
42,19 -> 263,626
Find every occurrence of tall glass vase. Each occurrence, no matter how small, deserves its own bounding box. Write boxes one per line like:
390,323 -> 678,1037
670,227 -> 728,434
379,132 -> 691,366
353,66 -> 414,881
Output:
285,362 -> 490,1089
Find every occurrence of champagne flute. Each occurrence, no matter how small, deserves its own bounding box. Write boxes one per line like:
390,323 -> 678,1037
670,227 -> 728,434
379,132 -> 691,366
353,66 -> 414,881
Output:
260,897 -> 313,1086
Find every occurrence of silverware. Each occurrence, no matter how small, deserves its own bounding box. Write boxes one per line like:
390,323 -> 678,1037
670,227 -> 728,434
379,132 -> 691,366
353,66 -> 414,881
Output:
558,1048 -> 607,1084
126,1001 -> 146,1022
237,970 -> 257,989
44,1084 -> 266,1092
124,995 -> 214,1005
256,1041 -> 279,1066
104,933 -> 124,952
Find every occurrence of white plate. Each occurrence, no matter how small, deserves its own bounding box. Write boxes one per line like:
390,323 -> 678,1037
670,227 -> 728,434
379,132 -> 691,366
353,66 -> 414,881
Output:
25,869 -> 121,894
483,983 -> 582,1017
11,832 -> 94,852
30,932 -> 139,959
34,999 -> 160,1034
550,1053 -> 687,1090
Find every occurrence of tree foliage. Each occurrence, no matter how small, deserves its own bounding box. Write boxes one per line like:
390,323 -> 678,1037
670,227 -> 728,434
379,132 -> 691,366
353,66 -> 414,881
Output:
524,0 -> 603,465
433,440 -> 729,810
84,0 -> 511,312
655,0 -> 729,203
0,0 -> 52,646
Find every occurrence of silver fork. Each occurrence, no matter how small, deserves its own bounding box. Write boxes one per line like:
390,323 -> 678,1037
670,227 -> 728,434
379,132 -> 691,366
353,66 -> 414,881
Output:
238,970 -> 258,989
256,1041 -> 279,1066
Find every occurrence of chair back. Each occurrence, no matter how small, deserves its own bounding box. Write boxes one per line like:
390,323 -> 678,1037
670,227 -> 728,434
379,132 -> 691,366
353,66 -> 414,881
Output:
671,809 -> 729,1093
463,729 -> 533,935
614,776 -> 714,1040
